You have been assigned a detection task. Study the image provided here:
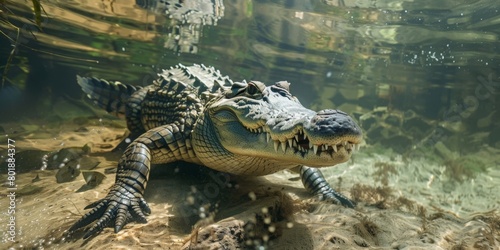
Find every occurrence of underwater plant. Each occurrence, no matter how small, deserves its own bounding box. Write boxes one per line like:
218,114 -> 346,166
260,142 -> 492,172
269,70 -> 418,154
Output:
1,0 -> 45,86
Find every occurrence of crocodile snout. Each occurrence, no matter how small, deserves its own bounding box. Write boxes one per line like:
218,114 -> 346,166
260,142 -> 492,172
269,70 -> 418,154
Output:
309,109 -> 362,140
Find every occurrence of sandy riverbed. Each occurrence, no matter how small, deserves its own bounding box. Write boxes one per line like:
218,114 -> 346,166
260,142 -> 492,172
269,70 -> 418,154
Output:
1,117 -> 499,249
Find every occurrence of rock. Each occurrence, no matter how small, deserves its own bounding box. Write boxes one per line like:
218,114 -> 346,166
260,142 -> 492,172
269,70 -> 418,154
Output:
32,174 -> 41,182
47,145 -> 98,171
82,171 -> 106,187
182,219 -> 245,250
47,147 -> 86,170
56,164 -> 81,183
1,150 -> 49,173
181,192 -> 297,249
82,143 -> 93,154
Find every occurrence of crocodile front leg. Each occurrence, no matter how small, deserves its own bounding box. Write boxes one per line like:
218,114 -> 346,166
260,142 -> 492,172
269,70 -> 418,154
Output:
300,166 -> 355,208
69,124 -> 189,239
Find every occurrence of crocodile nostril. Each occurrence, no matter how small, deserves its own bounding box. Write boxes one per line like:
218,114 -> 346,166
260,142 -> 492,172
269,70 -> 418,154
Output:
312,110 -> 340,122
316,109 -> 347,116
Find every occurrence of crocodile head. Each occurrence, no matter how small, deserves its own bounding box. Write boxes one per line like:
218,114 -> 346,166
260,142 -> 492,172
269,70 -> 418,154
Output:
193,80 -> 362,175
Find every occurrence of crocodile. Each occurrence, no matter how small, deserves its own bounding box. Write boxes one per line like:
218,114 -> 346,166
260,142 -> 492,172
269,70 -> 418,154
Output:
69,64 -> 363,239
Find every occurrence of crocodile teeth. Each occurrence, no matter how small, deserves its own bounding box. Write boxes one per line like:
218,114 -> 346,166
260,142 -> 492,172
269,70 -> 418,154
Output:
274,141 -> 279,152
295,135 -> 299,141
281,141 -> 287,152
266,133 -> 271,143
309,141 -> 313,149
313,145 -> 318,155
292,140 -> 297,147
355,144 -> 360,151
333,145 -> 338,152
288,139 -> 293,148
342,141 -> 347,146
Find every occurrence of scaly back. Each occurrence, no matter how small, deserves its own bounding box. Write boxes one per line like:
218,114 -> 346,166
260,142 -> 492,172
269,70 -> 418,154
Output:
78,64 -> 235,135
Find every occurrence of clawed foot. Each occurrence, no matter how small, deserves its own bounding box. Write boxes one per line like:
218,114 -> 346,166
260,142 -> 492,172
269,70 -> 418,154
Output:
316,190 -> 356,208
300,166 -> 356,208
68,186 -> 151,239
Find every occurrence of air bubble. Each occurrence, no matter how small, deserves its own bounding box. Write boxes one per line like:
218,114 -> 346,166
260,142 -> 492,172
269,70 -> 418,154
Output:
262,235 -> 269,242
264,217 -> 271,224
248,192 -> 256,201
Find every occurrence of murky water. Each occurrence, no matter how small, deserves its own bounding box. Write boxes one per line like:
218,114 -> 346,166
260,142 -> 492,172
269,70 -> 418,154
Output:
1,0 -> 499,249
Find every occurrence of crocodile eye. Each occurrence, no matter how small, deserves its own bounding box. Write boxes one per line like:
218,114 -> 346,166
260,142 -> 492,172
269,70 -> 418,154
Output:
275,81 -> 290,91
245,81 -> 266,97
246,83 -> 259,95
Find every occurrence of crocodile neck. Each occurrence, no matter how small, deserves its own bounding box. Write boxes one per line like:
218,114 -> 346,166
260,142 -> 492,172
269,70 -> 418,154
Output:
192,110 -> 298,175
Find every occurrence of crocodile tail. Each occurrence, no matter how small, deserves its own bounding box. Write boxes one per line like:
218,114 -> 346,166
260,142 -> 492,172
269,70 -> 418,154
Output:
77,76 -> 141,118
